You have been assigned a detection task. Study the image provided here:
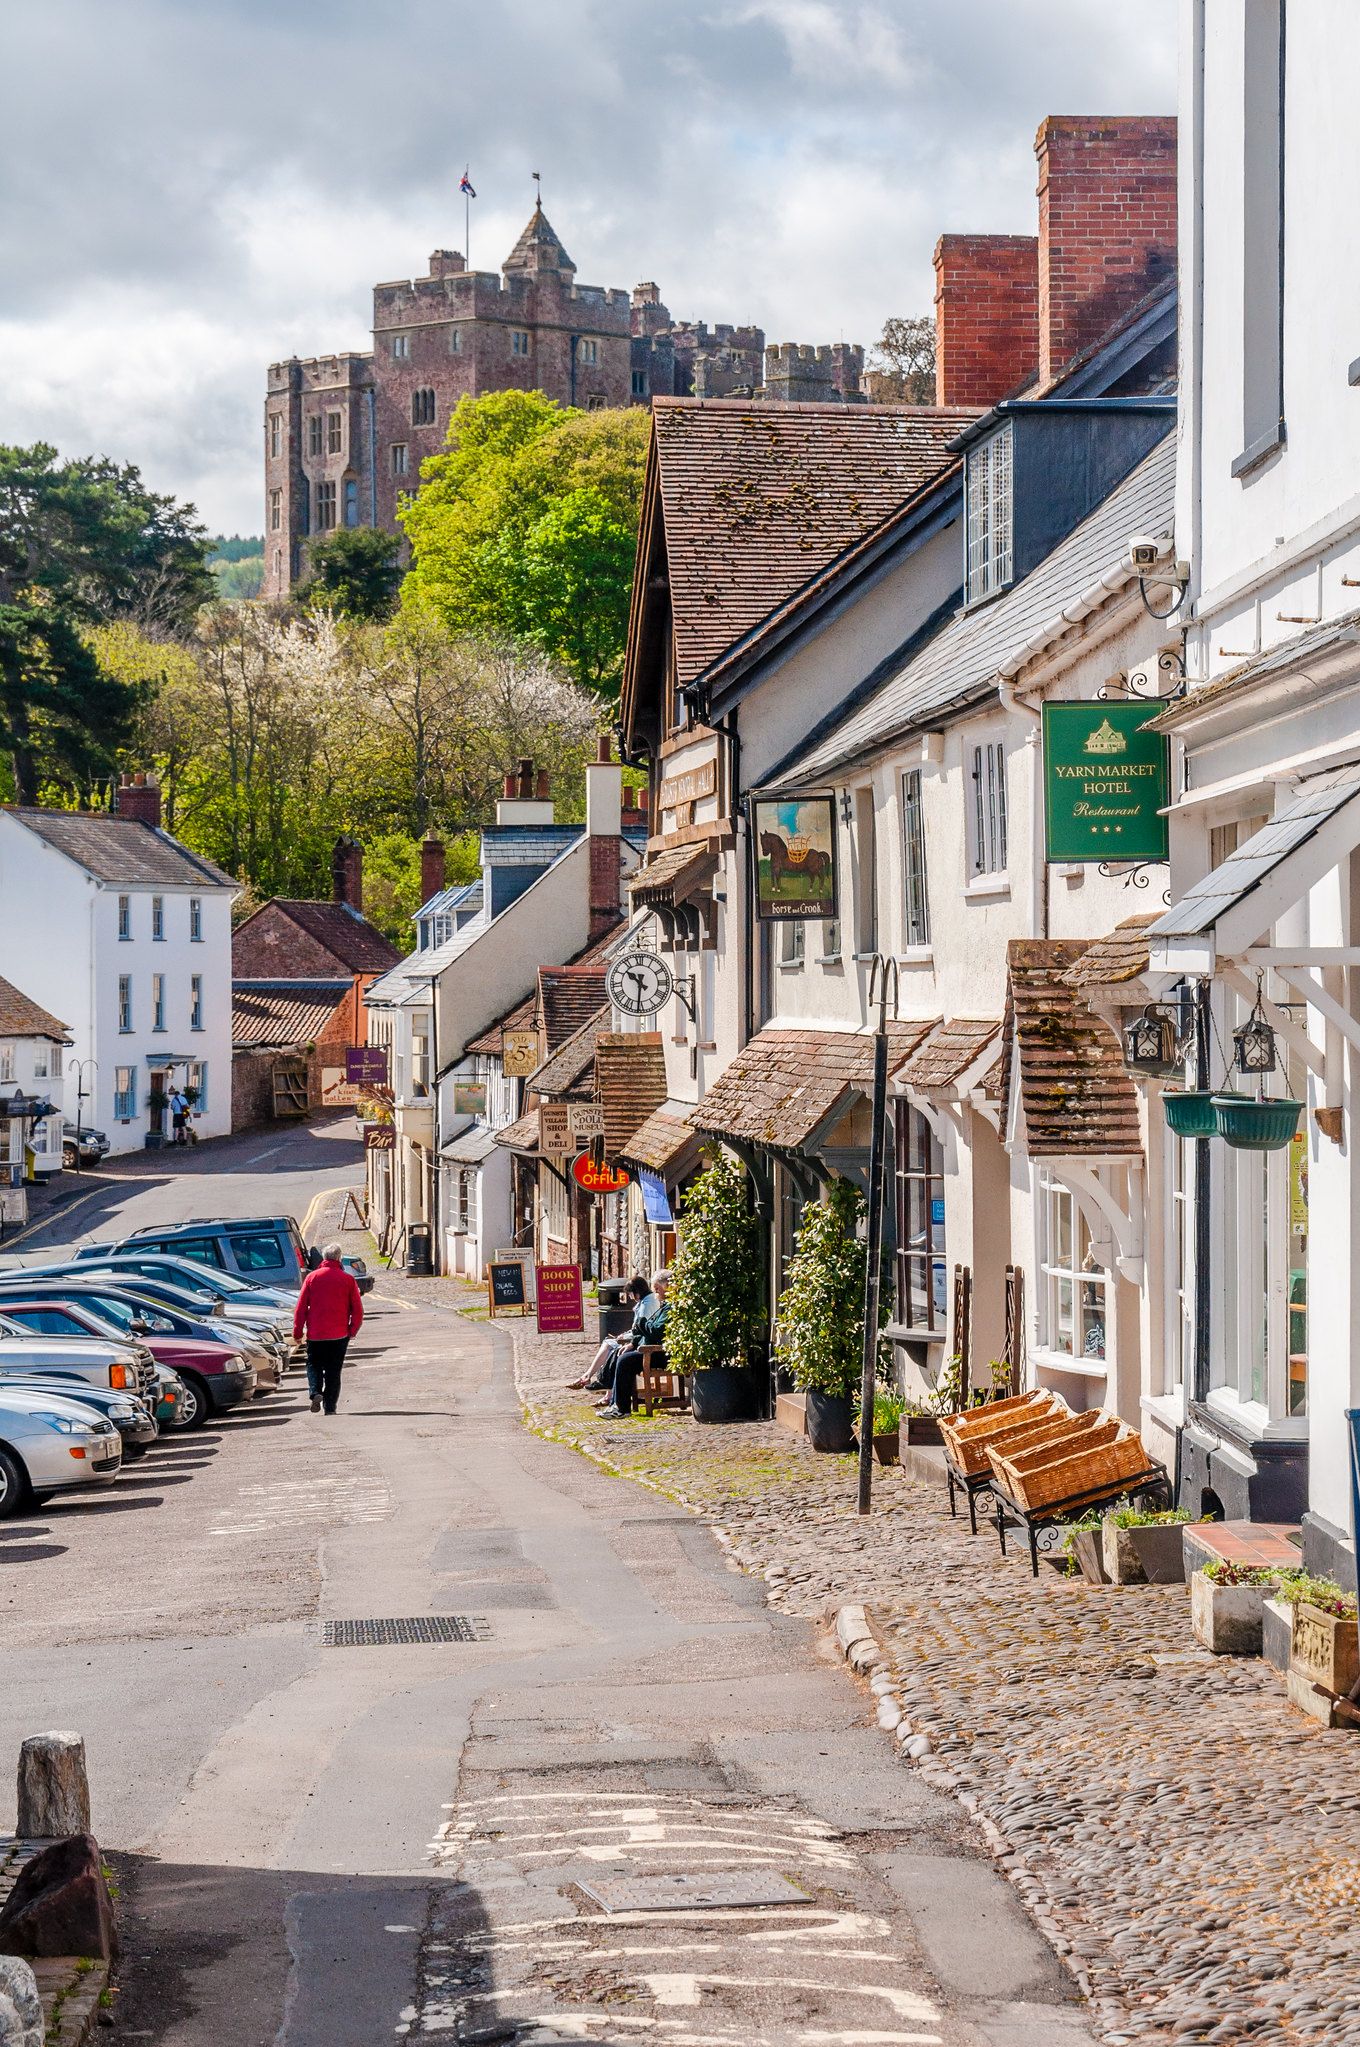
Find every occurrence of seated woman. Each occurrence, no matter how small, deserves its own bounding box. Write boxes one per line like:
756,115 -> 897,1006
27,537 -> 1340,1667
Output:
598,1272 -> 670,1418
568,1276 -> 655,1392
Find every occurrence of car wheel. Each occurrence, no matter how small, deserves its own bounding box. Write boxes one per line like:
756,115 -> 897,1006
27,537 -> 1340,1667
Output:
63,1145 -> 77,1168
0,1445 -> 30,1520
176,1374 -> 211,1431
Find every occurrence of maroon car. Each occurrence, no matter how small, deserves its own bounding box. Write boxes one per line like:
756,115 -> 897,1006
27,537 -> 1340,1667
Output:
0,1298 -> 256,1430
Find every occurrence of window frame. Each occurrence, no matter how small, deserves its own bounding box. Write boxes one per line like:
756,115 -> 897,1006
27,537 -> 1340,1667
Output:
1036,1169 -> 1109,1367
190,975 -> 203,1031
969,738 -> 1009,877
900,768 -> 930,947
326,409 -> 343,455
189,897 -> 202,942
511,329 -> 531,358
268,413 -> 282,459
269,489 -> 282,532
114,1066 -> 137,1119
117,975 -> 133,1033
964,422 -> 1014,605
391,442 -> 409,477
151,895 -> 164,941
853,787 -> 878,956
894,1102 -> 947,1335
390,333 -> 410,360
117,895 -> 131,941
411,388 -> 436,427
315,480 -> 337,531
151,973 -> 165,1033
306,414 -> 323,459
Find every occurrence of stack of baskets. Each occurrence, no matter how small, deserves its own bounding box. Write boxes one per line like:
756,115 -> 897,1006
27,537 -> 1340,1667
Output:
938,1389 -> 1070,1478
986,1408 -> 1148,1511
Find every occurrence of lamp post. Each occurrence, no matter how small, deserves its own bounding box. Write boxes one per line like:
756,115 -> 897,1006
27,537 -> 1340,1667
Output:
71,1059 -> 97,1177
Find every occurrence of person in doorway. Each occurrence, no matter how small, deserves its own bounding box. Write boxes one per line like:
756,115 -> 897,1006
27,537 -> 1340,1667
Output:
567,1275 -> 655,1392
169,1087 -> 190,1145
598,1271 -> 670,1419
294,1241 -> 365,1414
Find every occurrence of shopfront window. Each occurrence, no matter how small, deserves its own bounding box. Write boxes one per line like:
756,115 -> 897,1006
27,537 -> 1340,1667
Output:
1038,1171 -> 1107,1361
1215,1029 -> 1306,1418
894,1103 -> 946,1333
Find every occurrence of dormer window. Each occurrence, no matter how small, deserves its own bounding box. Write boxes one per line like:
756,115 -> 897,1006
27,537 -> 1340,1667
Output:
965,423 -> 1013,605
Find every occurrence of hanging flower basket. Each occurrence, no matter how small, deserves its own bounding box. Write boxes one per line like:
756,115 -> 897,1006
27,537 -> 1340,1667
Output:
1212,1095 -> 1303,1151
1162,1088 -> 1222,1139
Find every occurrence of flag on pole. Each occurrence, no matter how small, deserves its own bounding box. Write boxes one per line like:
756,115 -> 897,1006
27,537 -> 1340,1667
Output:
460,171 -> 476,199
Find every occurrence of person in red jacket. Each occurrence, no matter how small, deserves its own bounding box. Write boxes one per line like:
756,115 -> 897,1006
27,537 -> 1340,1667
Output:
294,1241 -> 365,1414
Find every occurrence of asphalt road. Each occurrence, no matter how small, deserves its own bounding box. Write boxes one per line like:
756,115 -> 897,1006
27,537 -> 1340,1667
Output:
0,1123 -> 1096,2046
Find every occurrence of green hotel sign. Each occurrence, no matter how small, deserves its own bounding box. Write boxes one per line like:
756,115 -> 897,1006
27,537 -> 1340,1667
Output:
1042,701 -> 1169,863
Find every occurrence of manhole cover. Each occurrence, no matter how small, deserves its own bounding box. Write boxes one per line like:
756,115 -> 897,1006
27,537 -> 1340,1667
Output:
579,1871 -> 808,1913
323,1616 -> 488,1646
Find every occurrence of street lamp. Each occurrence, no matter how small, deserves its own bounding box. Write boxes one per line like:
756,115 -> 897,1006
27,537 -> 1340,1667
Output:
71,1059 -> 97,1176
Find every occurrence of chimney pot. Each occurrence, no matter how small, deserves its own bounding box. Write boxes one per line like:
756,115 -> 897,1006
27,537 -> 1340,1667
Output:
596,733 -> 612,765
504,772 -> 517,798
113,770 -> 162,830
516,757 -> 534,800
535,769 -> 551,801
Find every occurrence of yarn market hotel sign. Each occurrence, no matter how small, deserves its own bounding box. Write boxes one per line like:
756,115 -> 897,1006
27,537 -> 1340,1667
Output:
1042,703 -> 1169,863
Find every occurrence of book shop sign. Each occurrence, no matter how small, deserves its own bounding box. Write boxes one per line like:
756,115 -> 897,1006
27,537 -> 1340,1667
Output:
1042,702 -> 1169,864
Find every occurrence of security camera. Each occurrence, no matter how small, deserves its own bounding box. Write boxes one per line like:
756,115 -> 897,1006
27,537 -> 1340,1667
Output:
1129,534 -> 1166,570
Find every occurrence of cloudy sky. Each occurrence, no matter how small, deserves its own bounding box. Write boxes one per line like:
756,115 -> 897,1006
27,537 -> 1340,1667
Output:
2,1 -> 1176,537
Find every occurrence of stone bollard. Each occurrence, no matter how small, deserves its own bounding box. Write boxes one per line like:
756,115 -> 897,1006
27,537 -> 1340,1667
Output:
15,1732 -> 91,1840
0,1955 -> 43,2047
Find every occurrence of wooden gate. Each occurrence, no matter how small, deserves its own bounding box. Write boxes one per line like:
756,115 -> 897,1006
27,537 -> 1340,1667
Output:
272,1059 -> 309,1118
1002,1264 -> 1026,1396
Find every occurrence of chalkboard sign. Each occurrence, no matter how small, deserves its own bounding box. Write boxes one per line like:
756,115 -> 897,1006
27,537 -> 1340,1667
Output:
487,1261 -> 527,1317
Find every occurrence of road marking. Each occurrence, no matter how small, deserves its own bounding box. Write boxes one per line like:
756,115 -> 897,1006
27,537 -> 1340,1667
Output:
0,1186 -> 103,1249
247,1142 -> 286,1164
299,1184 -> 335,1244
210,1471 -> 390,1537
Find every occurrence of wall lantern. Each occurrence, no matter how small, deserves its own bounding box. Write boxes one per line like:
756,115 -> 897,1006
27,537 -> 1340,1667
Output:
1233,989 -> 1278,1075
1124,1005 -> 1182,1078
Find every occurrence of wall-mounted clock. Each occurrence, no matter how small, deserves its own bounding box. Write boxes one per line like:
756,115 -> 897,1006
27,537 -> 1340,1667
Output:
606,949 -> 674,1017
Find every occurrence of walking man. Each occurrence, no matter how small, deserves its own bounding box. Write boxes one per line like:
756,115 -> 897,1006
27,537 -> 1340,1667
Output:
169,1087 -> 190,1145
294,1241 -> 364,1414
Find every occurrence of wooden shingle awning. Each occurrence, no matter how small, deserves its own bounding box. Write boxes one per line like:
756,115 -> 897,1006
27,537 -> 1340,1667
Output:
1062,916 -> 1156,999
615,1101 -> 699,1177
629,844 -> 720,948
1001,941 -> 1142,1158
692,1021 -> 937,1153
494,1110 -> 542,1156
594,1033 -> 668,1159
895,1019 -> 1001,1098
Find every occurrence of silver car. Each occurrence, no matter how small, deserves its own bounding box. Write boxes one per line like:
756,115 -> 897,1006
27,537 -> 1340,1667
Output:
0,1383 -> 123,1518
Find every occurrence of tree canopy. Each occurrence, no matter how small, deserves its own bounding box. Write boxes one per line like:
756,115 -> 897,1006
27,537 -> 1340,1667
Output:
400,393 -> 649,698
297,526 -> 402,622
868,316 -> 937,403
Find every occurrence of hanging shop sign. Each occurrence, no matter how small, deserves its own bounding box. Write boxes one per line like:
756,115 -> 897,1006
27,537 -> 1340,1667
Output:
501,1030 -> 540,1078
535,1262 -> 585,1334
453,1080 -> 487,1117
568,1102 -> 605,1142
346,1046 -> 390,1087
1042,702 -> 1170,863
639,1167 -> 674,1225
752,795 -> 838,921
538,1102 -> 574,1153
363,1123 -> 396,1152
571,1154 -> 631,1194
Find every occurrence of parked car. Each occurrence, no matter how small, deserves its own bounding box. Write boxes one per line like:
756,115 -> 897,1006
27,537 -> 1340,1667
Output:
68,1247 -> 296,1313
25,1264 -> 291,1366
0,1286 -> 259,1429
304,1246 -> 374,1296
0,1311 -> 157,1410
62,1123 -> 110,1168
0,1384 -> 122,1518
148,1360 -> 185,1430
0,1372 -> 157,1458
124,1216 -> 310,1288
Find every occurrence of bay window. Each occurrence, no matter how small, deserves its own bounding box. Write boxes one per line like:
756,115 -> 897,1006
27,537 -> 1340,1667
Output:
894,1103 -> 946,1333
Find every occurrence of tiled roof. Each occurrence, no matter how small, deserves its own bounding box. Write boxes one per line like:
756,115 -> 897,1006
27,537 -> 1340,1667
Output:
651,400 -> 979,689
494,1109 -> 542,1155
692,1021 -> 937,1151
527,1007 -> 610,1099
231,979 -> 350,1051
616,1102 -> 698,1175
1001,941 -> 1142,1158
539,966 -> 609,1050
0,974 -> 68,1043
897,1019 -> 1001,1095
629,844 -> 719,904
780,434 -> 1175,783
252,900 -> 402,972
503,200 -> 574,274
594,1033 -> 668,1159
5,808 -> 236,888
1062,916 -> 1157,992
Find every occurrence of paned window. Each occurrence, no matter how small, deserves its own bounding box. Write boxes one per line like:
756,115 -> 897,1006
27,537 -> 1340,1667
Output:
326,410 -> 343,454
391,443 -> 409,477
411,388 -> 436,426
1039,1172 -> 1108,1362
0,1046 -> 11,1083
895,1104 -> 946,1333
117,895 -> 131,941
152,974 -> 165,1032
965,423 -> 1013,603
579,338 -> 598,366
270,489 -> 282,532
190,975 -> 203,1030
269,413 -> 282,458
344,478 -> 358,526
114,1067 -> 137,1120
316,481 -> 337,530
118,976 -> 132,1033
632,369 -> 647,398
969,739 -> 1008,875
32,1043 -> 48,1079
151,895 -> 164,940
187,1060 -> 208,1112
901,769 -> 930,946
307,415 -> 323,458
780,920 -> 805,965
189,897 -> 202,942
390,333 -> 410,359
854,788 -> 877,955
511,329 -> 531,357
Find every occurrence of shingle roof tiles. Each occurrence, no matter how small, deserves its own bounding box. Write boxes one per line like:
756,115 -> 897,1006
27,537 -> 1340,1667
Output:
6,807 -> 236,889
231,980 -> 350,1051
0,975 -> 68,1043
1001,940 -> 1142,1158
692,1022 -> 937,1150
897,1019 -> 1001,1094
594,1033 -> 668,1159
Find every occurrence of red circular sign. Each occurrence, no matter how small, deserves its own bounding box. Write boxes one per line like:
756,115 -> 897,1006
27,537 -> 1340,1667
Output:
571,1154 -> 631,1194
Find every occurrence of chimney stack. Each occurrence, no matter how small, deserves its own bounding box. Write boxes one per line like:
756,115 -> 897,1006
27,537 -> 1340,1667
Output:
621,782 -> 649,832
535,769 -> 551,802
934,234 -> 1039,408
114,771 -> 162,830
420,832 -> 446,905
496,759 -> 556,826
585,735 -> 623,943
331,834 -> 363,912
1036,115 -> 1178,386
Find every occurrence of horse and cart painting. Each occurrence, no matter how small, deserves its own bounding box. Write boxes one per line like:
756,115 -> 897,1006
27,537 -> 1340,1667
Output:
753,797 -> 838,920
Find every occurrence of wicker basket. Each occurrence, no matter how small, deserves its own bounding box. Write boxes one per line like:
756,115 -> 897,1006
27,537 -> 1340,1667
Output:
999,1425 -> 1148,1512
986,1413 -> 1113,1496
945,1409 -> 1075,1478
940,1393 -> 1066,1476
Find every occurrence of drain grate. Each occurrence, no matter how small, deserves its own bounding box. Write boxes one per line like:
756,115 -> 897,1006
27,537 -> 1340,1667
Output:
579,1871 -> 808,1913
323,1615 -> 488,1647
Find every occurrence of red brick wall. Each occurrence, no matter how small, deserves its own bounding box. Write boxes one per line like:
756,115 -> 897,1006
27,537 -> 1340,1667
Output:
1036,115 -> 1178,387
233,906 -> 348,979
589,835 -> 621,942
933,234 -> 1039,408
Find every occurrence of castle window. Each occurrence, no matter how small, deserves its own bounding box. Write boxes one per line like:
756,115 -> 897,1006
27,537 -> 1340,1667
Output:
631,369 -> 647,398
964,423 -> 1013,605
411,388 -> 437,427
269,490 -> 282,532
316,480 -> 337,531
511,330 -> 531,358
585,394 -> 607,411
306,416 -> 323,458
344,478 -> 358,527
579,338 -> 598,366
390,333 -> 410,359
391,443 -> 409,477
326,410 -> 343,455
268,413 -> 282,459
448,327 -> 462,355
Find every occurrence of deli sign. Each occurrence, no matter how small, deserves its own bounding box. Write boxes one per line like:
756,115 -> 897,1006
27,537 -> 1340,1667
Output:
1042,702 -> 1169,864
571,1154 -> 631,1194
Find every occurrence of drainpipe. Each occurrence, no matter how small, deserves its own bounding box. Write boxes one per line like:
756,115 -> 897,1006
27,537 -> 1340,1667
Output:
569,335 -> 578,407
997,679 -> 1048,941
365,388 -> 378,526
715,710 -> 750,1046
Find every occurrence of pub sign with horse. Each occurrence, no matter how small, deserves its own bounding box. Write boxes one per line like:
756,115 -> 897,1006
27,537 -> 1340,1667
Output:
752,796 -> 838,921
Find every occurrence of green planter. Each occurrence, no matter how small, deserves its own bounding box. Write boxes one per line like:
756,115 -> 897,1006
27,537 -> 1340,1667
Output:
1213,1095 -> 1303,1151
1162,1089 -> 1222,1138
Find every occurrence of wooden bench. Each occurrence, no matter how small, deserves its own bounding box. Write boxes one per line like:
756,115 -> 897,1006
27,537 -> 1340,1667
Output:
637,1346 -> 690,1417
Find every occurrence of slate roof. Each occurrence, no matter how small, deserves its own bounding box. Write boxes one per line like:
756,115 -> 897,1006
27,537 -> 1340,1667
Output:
0,975 -> 68,1043
1062,916 -> 1157,992
539,966 -> 609,1050
615,1102 -> 698,1176
692,1022 -> 937,1151
5,808 -> 236,889
440,1122 -> 501,1165
649,400 -> 979,690
594,1033 -> 668,1159
238,899 -> 401,973
527,1007 -> 610,1099
231,980 -> 350,1051
503,200 -> 574,274
1000,941 -> 1142,1158
494,1109 -> 542,1155
779,433 -> 1176,784
897,1019 -> 1001,1094
1148,765 -> 1360,942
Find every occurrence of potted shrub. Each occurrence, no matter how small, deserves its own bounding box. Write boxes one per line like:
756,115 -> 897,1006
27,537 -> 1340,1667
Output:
856,1385 -> 905,1465
665,1152 -> 764,1424
1101,1503 -> 1191,1585
1191,1560 -> 1278,1654
1063,1514 -> 1110,1585
776,1181 -> 878,1452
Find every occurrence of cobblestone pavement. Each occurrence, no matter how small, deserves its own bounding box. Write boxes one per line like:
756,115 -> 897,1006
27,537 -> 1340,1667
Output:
510,1324 -> 1360,2047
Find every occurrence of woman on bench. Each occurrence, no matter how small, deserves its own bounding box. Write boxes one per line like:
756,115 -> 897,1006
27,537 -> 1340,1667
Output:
597,1271 -> 670,1418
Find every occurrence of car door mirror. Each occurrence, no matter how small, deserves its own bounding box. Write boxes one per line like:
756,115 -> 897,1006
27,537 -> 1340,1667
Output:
130,1318 -> 148,1334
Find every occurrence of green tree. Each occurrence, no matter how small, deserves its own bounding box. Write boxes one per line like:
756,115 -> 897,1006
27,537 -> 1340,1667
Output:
0,444 -> 210,800
775,1182 -> 881,1396
401,393 -> 649,697
212,555 -> 264,600
665,1152 -> 765,1372
297,527 -> 402,622
360,827 -> 480,951
868,315 -> 936,402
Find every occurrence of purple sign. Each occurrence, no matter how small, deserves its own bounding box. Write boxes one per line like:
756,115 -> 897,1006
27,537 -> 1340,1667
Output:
346,1047 -> 390,1087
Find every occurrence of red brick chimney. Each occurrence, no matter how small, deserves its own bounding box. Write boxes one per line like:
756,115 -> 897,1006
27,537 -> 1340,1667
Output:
1036,115 -> 1178,387
420,832 -> 445,903
586,734 -> 623,944
934,234 -> 1039,408
621,782 -> 649,833
331,834 -> 363,911
114,771 -> 162,829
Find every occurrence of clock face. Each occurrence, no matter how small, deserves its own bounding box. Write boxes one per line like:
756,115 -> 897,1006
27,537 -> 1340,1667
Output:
607,949 -> 674,1017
